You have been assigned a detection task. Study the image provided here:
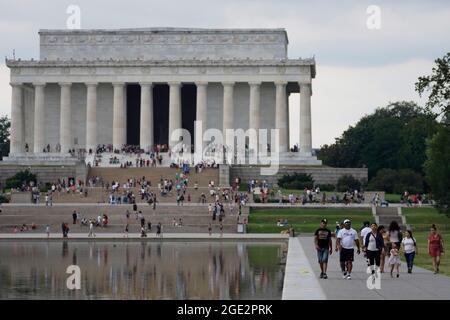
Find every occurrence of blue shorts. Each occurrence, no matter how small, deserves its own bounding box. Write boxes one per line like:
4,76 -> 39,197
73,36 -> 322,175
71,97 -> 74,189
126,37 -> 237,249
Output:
317,248 -> 329,263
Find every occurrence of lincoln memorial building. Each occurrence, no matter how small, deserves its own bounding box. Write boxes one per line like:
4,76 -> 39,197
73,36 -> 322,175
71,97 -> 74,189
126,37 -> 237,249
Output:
4,27 -> 323,165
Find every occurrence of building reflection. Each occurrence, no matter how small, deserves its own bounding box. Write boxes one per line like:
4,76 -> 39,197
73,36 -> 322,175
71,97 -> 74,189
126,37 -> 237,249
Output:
0,241 -> 286,299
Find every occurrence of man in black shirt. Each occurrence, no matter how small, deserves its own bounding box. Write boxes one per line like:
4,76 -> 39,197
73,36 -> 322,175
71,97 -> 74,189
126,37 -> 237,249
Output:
314,218 -> 333,279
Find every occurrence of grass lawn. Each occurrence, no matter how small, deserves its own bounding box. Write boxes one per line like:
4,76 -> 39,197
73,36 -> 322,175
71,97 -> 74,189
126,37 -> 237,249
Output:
247,207 -> 373,234
385,193 -> 400,203
403,207 -> 450,232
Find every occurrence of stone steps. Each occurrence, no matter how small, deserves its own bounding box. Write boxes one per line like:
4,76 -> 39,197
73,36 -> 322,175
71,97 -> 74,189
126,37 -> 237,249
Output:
0,204 -> 249,233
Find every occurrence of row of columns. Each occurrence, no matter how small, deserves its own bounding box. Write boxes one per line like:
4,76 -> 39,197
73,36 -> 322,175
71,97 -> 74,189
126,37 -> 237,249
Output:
9,81 -> 312,155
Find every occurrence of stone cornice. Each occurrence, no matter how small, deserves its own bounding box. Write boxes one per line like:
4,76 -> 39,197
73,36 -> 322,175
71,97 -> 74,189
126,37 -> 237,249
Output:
6,58 -> 315,68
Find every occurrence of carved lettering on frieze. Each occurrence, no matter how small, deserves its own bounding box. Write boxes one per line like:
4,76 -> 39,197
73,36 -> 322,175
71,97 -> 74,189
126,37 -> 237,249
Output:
277,66 -> 286,74
239,35 -> 249,43
173,35 -> 183,43
87,67 -> 96,75
113,68 -> 124,74
198,67 -> 207,74
35,68 -> 45,75
61,67 -> 71,75
223,67 -> 232,75
96,36 -> 106,43
11,68 -> 21,75
170,67 -> 179,74
143,35 -> 153,43
191,35 -> 201,43
78,36 -> 88,43
141,67 -> 152,74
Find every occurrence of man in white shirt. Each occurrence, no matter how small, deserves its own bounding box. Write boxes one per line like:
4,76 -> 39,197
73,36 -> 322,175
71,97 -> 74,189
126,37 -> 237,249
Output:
336,219 -> 361,279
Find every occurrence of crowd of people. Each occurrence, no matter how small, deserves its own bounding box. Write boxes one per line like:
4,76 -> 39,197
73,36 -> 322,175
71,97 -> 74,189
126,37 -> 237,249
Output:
314,219 -> 445,280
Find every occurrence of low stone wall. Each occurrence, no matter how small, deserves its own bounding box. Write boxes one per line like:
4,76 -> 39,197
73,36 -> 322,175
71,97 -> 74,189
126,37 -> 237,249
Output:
0,162 -> 88,187
229,165 -> 368,186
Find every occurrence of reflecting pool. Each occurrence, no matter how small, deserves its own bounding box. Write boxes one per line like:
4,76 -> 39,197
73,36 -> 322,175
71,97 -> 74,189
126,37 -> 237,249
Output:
0,241 -> 287,299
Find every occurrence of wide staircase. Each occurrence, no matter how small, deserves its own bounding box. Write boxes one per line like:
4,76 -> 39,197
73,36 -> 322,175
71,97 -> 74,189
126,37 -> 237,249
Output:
373,206 -> 407,229
0,204 -> 249,234
50,167 -> 220,204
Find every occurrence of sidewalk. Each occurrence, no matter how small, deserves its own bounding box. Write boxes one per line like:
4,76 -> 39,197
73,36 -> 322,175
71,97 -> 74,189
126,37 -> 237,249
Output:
298,236 -> 450,299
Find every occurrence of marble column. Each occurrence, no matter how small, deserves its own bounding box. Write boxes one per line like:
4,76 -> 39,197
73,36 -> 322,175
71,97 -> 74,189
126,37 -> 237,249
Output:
59,82 -> 72,153
195,82 -> 208,149
275,81 -> 288,152
140,82 -> 154,152
86,82 -> 98,152
112,83 -> 126,150
222,82 -> 234,135
168,82 -> 182,149
10,83 -> 24,155
33,83 -> 46,154
299,83 -> 312,154
248,82 -> 261,153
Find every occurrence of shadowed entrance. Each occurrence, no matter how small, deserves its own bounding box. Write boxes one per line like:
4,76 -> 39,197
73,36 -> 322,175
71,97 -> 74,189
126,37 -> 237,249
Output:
126,84 -> 141,146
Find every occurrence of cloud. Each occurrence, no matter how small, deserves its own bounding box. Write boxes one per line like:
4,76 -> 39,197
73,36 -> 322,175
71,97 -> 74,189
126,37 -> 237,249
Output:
289,58 -> 433,148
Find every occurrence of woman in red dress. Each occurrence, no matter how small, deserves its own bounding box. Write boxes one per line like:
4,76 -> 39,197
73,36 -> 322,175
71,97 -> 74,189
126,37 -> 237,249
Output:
428,224 -> 445,274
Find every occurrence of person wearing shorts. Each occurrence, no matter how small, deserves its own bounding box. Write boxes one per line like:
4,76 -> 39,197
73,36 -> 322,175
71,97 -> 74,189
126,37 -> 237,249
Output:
336,219 -> 360,280
314,219 -> 333,279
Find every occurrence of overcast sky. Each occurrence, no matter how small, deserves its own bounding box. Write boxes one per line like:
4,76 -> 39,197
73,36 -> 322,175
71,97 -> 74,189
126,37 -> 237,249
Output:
0,0 -> 449,147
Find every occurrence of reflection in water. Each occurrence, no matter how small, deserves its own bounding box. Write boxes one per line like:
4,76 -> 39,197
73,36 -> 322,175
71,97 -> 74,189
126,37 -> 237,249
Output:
0,241 -> 286,300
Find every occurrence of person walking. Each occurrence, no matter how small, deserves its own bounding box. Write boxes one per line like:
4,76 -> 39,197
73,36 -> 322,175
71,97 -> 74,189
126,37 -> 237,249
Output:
402,230 -> 418,273
336,219 -> 360,280
363,223 -> 384,275
360,221 -> 372,267
45,224 -> 50,238
219,223 -> 223,237
208,223 -> 212,236
314,219 -> 333,279
72,211 -> 77,224
388,243 -> 401,278
156,222 -> 162,237
428,224 -> 444,274
88,220 -> 95,238
388,220 -> 402,251
379,225 -> 388,273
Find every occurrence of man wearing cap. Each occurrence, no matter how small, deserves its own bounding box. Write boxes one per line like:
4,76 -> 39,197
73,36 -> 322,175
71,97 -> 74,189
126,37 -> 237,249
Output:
336,219 -> 360,279
314,219 -> 333,279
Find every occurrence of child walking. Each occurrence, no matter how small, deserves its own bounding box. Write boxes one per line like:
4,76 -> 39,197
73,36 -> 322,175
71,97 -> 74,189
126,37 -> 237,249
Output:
388,242 -> 401,278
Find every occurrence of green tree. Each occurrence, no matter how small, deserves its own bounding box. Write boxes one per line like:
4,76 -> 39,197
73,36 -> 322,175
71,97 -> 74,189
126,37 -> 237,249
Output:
0,115 -> 10,160
424,126 -> 450,215
415,52 -> 450,120
317,101 -> 438,178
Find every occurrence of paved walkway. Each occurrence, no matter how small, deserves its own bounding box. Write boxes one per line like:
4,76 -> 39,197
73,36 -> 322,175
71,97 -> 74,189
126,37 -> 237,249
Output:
298,236 -> 450,299
282,237 -> 326,300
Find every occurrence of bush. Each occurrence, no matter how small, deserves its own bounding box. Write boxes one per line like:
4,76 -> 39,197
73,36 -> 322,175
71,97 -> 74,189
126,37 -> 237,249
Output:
253,195 -> 261,203
5,170 -> 37,189
0,193 -> 9,204
278,173 -> 314,190
317,184 -> 336,192
336,175 -> 361,192
368,168 -> 423,194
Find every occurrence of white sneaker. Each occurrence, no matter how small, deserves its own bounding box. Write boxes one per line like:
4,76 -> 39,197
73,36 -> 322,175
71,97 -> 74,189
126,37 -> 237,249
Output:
346,274 -> 352,280
342,272 -> 348,279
